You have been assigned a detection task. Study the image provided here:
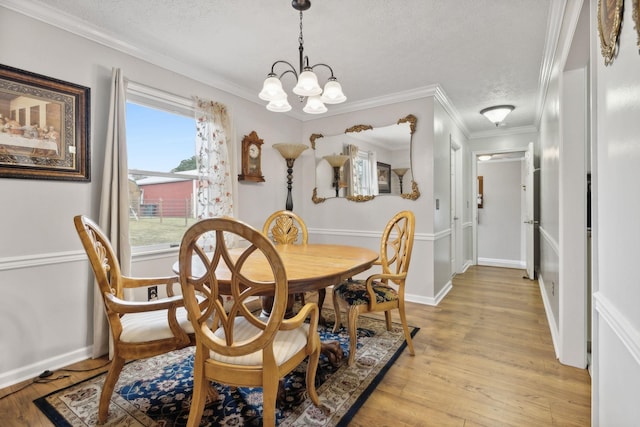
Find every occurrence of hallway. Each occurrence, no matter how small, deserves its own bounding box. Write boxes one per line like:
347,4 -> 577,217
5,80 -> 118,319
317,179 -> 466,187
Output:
353,265 -> 591,426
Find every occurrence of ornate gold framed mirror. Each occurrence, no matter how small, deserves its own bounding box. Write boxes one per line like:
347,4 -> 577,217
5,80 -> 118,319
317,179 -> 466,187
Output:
311,114 -> 420,203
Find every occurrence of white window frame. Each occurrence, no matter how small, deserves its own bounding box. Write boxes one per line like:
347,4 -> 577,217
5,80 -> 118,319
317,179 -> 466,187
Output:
126,82 -> 196,254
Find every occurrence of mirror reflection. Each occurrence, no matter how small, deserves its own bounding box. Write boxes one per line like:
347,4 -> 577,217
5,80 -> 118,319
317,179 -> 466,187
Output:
311,114 -> 419,203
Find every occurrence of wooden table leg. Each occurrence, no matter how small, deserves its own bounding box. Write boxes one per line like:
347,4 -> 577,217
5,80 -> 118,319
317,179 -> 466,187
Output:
321,340 -> 344,367
260,295 -> 295,318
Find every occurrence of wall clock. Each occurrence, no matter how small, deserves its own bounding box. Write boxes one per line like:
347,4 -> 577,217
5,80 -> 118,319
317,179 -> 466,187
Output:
238,130 -> 265,182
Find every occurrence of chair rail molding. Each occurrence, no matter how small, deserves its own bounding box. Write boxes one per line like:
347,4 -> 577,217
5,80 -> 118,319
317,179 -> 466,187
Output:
309,228 -> 436,241
0,250 -> 85,271
594,292 -> 640,367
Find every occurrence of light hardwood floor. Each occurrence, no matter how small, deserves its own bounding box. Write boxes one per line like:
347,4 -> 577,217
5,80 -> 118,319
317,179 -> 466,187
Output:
0,266 -> 590,426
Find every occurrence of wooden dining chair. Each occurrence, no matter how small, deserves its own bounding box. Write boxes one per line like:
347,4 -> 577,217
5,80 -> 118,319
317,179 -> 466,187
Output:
179,217 -> 321,427
262,210 -> 326,317
331,210 -> 416,366
73,215 -> 197,424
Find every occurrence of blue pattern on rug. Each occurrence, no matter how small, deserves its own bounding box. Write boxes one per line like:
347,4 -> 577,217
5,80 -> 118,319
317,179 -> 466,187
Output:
35,315 -> 418,427
117,326 -> 369,426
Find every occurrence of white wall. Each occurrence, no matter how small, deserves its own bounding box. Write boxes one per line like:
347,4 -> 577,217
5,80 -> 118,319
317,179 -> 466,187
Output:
0,7 -> 301,386
477,159 -> 524,268
591,0 -> 640,423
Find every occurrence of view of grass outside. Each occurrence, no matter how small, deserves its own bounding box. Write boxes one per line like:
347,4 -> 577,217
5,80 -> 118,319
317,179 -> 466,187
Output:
129,217 -> 198,247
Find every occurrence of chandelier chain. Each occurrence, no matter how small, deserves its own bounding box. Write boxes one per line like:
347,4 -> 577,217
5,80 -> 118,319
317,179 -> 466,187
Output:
298,11 -> 304,51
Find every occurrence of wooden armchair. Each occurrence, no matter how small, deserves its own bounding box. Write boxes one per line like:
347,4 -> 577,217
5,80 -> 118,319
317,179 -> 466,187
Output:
73,215 -> 197,424
179,217 -> 321,427
332,210 -> 416,366
262,210 -> 326,319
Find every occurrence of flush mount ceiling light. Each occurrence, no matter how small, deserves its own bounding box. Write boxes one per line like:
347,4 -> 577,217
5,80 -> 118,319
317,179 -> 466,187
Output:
478,155 -> 492,161
258,0 -> 346,114
480,105 -> 515,126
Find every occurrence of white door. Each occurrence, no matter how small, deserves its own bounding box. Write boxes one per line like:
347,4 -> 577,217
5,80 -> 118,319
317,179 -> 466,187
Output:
524,142 -> 535,279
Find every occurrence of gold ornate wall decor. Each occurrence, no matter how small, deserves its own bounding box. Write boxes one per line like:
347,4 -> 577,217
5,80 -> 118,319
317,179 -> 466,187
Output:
309,133 -> 323,150
311,114 -> 420,203
598,0 -> 624,65
400,180 -> 421,200
346,194 -> 376,202
311,187 -> 326,203
398,114 -> 417,134
345,124 -> 373,133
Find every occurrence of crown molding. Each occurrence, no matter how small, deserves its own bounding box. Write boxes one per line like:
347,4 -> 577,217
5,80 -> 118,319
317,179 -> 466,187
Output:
1,0 -> 258,103
469,124 -> 539,140
534,0 -> 568,128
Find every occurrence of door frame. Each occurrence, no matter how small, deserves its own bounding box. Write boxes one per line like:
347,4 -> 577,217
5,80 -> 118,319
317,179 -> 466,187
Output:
471,148 -> 529,266
450,138 -> 462,275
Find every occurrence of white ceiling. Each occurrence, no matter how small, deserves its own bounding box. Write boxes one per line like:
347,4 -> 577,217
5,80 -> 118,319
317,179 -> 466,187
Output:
4,0 -> 561,137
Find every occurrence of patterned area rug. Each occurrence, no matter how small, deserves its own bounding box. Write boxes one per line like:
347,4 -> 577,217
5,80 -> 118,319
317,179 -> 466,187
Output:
34,310 -> 418,426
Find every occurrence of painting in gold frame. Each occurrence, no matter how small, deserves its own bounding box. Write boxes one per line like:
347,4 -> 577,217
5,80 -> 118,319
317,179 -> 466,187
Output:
598,0 -> 624,65
0,64 -> 90,181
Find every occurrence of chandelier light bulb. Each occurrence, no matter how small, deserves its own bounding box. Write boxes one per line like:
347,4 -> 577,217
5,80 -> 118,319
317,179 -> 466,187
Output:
259,75 -> 286,101
266,97 -> 292,112
293,68 -> 322,96
320,78 -> 346,104
303,95 -> 327,114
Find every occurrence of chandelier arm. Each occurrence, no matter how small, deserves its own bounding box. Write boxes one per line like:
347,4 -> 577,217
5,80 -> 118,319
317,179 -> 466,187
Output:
269,60 -> 298,79
309,63 -> 336,78
278,69 -> 299,81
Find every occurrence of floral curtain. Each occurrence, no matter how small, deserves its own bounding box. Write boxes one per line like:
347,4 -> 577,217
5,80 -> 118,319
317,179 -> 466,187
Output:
194,98 -> 236,250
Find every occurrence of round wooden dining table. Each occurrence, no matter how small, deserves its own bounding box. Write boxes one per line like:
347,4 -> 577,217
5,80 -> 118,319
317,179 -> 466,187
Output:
175,243 -> 378,294
174,243 -> 378,365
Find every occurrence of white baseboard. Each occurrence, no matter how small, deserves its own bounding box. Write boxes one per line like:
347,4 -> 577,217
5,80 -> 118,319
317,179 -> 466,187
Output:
478,257 -> 526,269
537,274 -> 560,359
406,280 -> 452,306
0,346 -> 93,390
460,260 -> 473,273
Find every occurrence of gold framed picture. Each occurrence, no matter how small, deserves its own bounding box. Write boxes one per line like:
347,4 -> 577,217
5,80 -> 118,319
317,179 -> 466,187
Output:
598,0 -> 624,65
0,64 -> 90,181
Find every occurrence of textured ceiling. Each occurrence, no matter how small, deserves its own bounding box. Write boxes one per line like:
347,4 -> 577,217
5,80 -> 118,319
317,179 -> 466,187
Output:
4,0 -> 556,136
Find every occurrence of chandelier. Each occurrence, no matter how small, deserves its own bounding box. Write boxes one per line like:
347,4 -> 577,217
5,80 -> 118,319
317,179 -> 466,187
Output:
258,0 -> 346,114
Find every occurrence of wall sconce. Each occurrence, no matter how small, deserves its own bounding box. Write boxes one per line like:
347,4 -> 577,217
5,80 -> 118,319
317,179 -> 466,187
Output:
392,168 -> 409,194
323,154 -> 349,197
480,105 -> 514,126
273,143 -> 308,211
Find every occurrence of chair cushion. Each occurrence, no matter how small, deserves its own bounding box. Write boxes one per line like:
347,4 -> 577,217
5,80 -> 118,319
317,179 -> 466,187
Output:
333,279 -> 398,306
120,305 -> 195,343
210,317 -> 310,366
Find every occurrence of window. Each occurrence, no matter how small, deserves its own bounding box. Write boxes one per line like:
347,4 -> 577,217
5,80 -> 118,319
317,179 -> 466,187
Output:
126,84 -> 197,251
